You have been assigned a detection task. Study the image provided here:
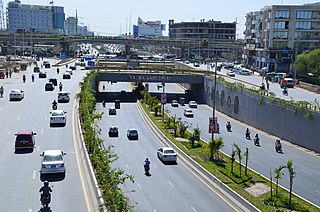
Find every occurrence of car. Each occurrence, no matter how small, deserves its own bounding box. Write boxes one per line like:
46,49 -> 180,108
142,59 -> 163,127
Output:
15,130 -> 36,149
63,73 -> 71,79
239,69 -> 252,75
0,70 -> 5,78
48,78 -> 58,86
80,62 -> 86,67
280,78 -> 295,88
109,107 -> 117,115
184,109 -> 194,117
57,91 -> 70,103
157,147 -> 177,162
40,150 -> 66,174
44,63 -> 51,68
194,62 -> 200,67
171,100 -> 179,107
43,61 -> 50,66
45,82 -> 55,91
39,71 -> 47,78
33,66 -> 40,73
188,100 -> 198,108
66,70 -> 73,75
227,71 -> 236,77
9,89 -> 24,101
49,110 -> 67,126
69,65 -> 76,70
108,126 -> 119,137
127,129 -> 138,140
185,60 -> 190,64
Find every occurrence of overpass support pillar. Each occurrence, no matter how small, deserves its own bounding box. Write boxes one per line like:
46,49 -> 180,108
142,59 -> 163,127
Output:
180,47 -> 186,59
125,45 -> 131,57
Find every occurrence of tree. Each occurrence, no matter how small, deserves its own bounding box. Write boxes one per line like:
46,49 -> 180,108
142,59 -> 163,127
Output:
244,147 -> 249,176
233,143 -> 242,177
230,149 -> 236,174
206,137 -> 224,160
287,160 -> 295,209
178,120 -> 190,137
274,165 -> 285,197
292,49 -> 320,77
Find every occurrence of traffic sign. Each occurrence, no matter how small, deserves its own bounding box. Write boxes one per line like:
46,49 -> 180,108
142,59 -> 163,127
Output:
161,93 -> 167,104
209,116 -> 218,133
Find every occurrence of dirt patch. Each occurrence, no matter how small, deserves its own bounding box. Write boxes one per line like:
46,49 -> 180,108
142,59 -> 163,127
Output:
245,182 -> 270,197
175,137 -> 189,142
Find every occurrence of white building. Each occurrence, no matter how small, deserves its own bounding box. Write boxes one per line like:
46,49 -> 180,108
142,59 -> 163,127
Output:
133,17 -> 165,38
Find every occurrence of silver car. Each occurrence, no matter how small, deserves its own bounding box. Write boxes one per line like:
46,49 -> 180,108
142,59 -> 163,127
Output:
40,150 -> 66,174
157,147 -> 177,162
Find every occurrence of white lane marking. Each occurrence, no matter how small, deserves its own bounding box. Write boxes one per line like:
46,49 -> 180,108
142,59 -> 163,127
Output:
17,117 -> 21,121
137,182 -> 142,190
271,155 -> 277,159
41,129 -> 44,134
153,209 -> 157,212
0,107 -> 3,110
126,164 -> 130,170
37,146 -> 40,152
119,150 -> 122,154
301,169 -> 312,175
191,206 -> 197,212
168,180 -> 175,188
315,190 -> 320,194
142,149 -> 147,153
28,209 -> 32,212
7,130 -> 11,135
153,163 -> 158,168
32,170 -> 36,179
44,116 -> 47,120
25,107 -> 29,111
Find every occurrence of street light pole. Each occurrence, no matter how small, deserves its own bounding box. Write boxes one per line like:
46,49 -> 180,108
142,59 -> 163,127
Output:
211,57 -> 218,141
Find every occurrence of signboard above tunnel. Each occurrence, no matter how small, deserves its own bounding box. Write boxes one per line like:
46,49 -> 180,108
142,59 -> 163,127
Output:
97,72 -> 204,84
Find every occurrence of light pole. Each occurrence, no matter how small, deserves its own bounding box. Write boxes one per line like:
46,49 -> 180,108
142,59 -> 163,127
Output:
211,57 -> 218,141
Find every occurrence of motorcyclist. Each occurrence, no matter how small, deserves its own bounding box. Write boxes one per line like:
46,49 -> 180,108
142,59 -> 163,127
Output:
260,82 -> 265,90
39,181 -> 52,204
102,100 -> 106,107
226,121 -> 231,131
57,68 -> 60,74
0,86 -> 3,98
283,87 -> 288,95
216,122 -> 220,133
59,82 -> 63,91
275,139 -> 282,152
144,158 -> 150,173
22,74 -> 26,83
245,128 -> 250,139
254,133 -> 260,145
52,100 -> 58,110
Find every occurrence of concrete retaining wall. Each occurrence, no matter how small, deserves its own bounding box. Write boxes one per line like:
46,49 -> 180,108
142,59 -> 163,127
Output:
204,76 -> 320,153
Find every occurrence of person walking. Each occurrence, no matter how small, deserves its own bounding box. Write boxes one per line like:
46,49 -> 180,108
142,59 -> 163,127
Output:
266,81 -> 270,90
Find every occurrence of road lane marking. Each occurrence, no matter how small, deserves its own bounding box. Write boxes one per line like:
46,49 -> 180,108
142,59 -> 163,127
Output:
119,150 -> 122,154
17,117 -> 21,120
41,129 -> 44,134
126,164 -> 130,169
271,155 -> 277,159
316,190 -> 320,194
301,169 -> 312,175
137,182 -> 142,190
32,170 -> 36,179
37,146 -> 40,152
153,163 -> 158,168
153,209 -> 157,212
7,130 -> 11,135
191,206 -> 197,212
28,209 -> 32,212
142,149 -> 147,153
44,116 -> 47,120
0,107 -> 3,110
168,180 -> 175,188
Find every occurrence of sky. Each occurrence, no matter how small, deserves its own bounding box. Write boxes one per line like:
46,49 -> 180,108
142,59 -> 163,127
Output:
2,0 -> 319,37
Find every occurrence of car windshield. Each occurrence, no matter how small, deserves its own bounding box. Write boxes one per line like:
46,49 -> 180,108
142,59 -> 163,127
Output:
164,150 -> 175,154
52,111 -> 64,116
43,155 -> 63,162
16,134 -> 31,141
59,93 -> 68,96
130,130 -> 137,134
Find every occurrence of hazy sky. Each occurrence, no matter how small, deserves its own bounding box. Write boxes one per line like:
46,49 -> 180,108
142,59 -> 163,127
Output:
3,0 -> 319,37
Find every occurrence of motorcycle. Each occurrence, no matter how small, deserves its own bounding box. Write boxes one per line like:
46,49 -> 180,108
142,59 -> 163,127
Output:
282,89 -> 288,96
254,138 -> 260,146
102,101 -> 106,107
52,104 -> 57,110
226,123 -> 232,132
275,142 -> 283,153
245,132 -> 251,140
41,195 -> 51,208
144,164 -> 150,176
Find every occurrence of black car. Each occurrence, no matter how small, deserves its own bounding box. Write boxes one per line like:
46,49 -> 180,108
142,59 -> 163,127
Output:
39,71 -> 47,78
108,126 -> 119,137
45,82 -> 55,91
44,63 -> 51,68
62,73 -> 71,79
48,78 -> 58,86
33,66 -> 40,73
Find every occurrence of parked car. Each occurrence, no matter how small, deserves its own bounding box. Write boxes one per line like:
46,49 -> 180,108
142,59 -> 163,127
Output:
48,78 -> 58,86
108,126 -> 119,137
45,82 -> 55,91
171,100 -> 179,107
49,110 -> 67,126
127,129 -> 138,140
40,150 -> 66,175
63,73 -> 71,79
157,147 -> 177,162
227,71 -> 236,77
9,89 -> 24,101
109,107 -> 117,115
15,130 -> 36,149
57,91 -> 70,103
184,109 -> 194,117
39,71 -> 47,78
188,100 -> 198,108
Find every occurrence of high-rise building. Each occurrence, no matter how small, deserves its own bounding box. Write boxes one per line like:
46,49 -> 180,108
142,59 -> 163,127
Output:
244,2 -> 320,73
6,0 -> 65,33
64,16 -> 93,36
133,17 -> 165,38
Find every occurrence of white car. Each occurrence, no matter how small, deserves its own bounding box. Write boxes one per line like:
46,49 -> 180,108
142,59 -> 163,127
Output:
227,71 -> 236,77
9,89 -> 24,101
239,69 -> 252,75
57,91 -> 70,103
188,100 -> 197,108
127,129 -> 138,140
50,110 -> 67,126
157,147 -> 177,162
184,109 -> 194,118
40,150 -> 66,174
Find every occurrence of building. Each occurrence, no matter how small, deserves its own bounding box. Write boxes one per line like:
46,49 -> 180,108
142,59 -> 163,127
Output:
64,16 -> 93,36
169,19 -> 237,59
6,0 -> 65,33
244,3 -> 320,73
133,17 -> 165,38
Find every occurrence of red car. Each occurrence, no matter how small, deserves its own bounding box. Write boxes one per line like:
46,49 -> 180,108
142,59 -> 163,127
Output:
15,130 -> 36,149
0,70 -> 5,79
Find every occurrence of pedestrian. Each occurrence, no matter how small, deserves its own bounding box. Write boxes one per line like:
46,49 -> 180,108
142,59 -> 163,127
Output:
5,71 -> 8,78
9,70 -> 12,78
266,81 -> 270,90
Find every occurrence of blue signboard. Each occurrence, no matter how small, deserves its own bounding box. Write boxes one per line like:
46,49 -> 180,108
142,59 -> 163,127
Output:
60,52 -> 67,59
87,61 -> 95,66
84,57 -> 92,61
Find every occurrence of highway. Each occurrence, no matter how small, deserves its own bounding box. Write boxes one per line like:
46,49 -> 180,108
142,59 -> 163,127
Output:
96,82 -> 240,212
0,59 -> 94,211
146,82 -> 320,207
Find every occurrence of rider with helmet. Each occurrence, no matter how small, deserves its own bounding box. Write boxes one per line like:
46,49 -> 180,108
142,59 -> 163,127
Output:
39,181 -> 52,203
59,82 -> 63,91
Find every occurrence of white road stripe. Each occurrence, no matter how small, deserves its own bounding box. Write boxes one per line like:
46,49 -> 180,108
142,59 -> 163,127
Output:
41,129 -> 44,134
17,117 -> 21,121
271,155 -> 277,159
7,130 -> 11,135
137,182 -> 142,190
315,190 -> 320,194
126,164 -> 130,169
168,180 -> 175,188
28,209 -> 32,212
153,209 -> 157,212
119,150 -> 122,154
191,206 -> 197,212
44,116 -> 47,120
153,163 -> 158,168
301,169 -> 312,175
37,146 -> 40,152
0,107 -> 3,110
32,170 -> 36,179
142,149 -> 147,153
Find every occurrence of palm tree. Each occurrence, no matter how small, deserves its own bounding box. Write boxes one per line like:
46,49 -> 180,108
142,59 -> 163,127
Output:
287,160 -> 295,209
244,148 -> 249,176
274,165 -> 286,197
233,143 -> 242,177
206,137 -> 224,160
231,149 -> 236,174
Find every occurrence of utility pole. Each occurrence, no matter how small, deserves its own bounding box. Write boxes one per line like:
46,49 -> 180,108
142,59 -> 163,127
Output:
211,57 -> 218,141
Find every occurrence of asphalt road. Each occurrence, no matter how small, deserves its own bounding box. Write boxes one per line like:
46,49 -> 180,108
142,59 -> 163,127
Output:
96,81 -> 238,212
0,58 -> 92,211
147,82 -> 320,207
